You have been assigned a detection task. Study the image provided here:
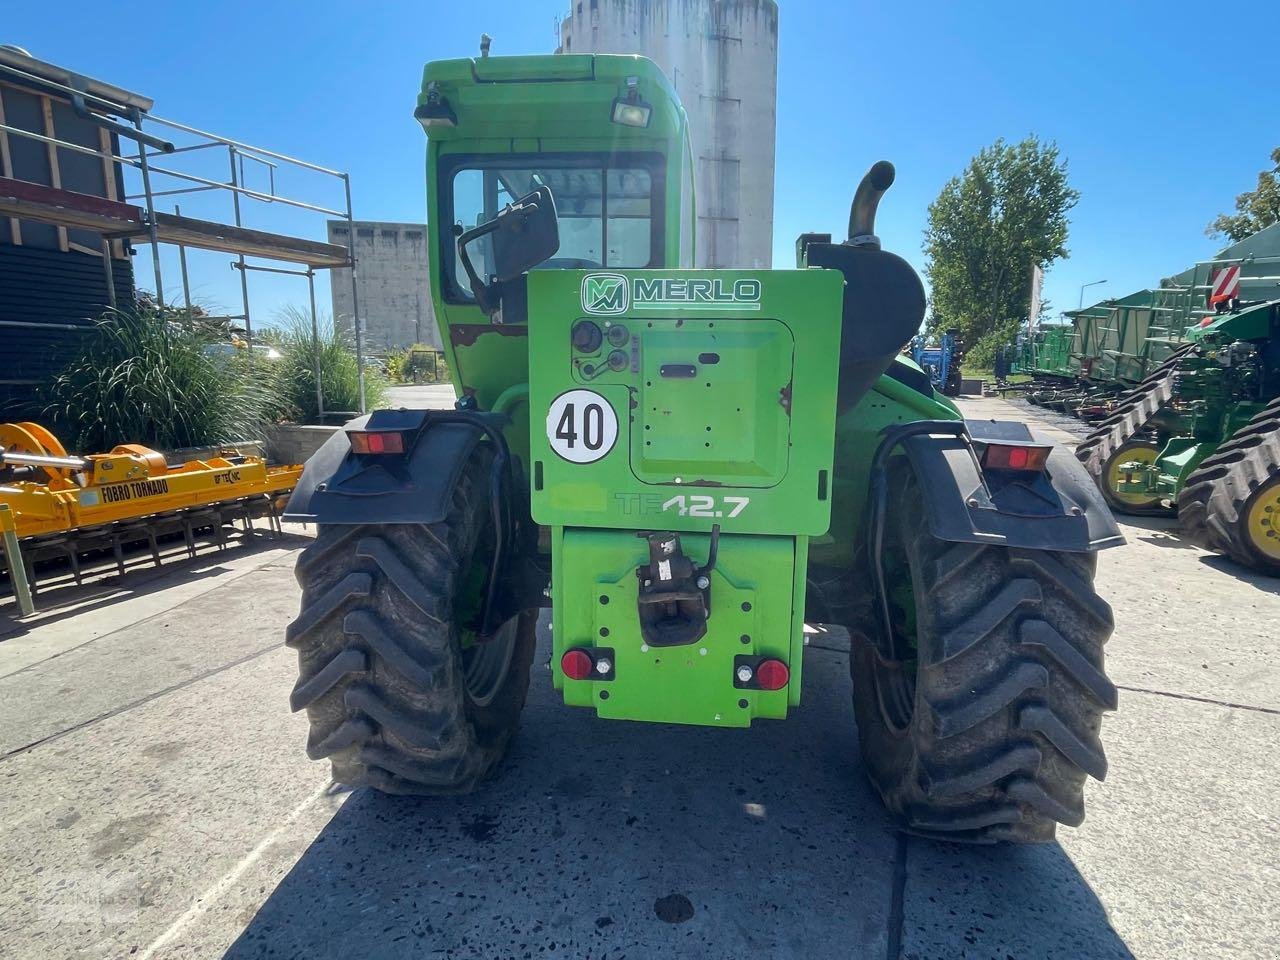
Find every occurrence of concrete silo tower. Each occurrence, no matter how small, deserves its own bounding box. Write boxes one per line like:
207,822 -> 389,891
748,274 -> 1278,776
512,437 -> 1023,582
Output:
558,0 -> 779,268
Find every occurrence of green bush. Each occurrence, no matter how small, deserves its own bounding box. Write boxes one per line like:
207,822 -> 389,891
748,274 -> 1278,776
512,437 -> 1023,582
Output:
270,306 -> 387,422
387,344 -> 450,384
44,306 -> 278,452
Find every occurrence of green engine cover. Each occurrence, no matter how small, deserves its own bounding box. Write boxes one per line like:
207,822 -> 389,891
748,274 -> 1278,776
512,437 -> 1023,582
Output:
527,269 -> 844,726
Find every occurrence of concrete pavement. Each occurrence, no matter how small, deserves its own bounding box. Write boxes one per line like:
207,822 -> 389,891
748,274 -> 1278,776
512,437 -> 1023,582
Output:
1,395 -> 1277,959
385,383 -> 457,410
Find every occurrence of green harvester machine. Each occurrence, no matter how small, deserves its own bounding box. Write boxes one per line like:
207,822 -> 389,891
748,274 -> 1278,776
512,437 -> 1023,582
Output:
1077,223 -> 1280,574
282,51 -> 1125,843
1077,300 -> 1280,573
1017,290 -> 1180,418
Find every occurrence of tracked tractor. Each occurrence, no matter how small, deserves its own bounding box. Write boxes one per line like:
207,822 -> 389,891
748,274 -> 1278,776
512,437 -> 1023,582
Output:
282,53 -> 1123,842
1078,296 -> 1280,574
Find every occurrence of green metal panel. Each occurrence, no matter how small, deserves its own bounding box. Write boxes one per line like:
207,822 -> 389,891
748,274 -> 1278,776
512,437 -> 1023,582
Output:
632,319 -> 791,486
527,268 -> 845,537
809,371 -> 960,568
1188,300 -> 1277,344
553,529 -> 800,725
527,267 -> 841,725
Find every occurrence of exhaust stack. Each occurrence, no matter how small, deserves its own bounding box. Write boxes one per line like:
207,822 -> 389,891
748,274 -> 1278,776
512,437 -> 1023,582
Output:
801,161 -> 927,411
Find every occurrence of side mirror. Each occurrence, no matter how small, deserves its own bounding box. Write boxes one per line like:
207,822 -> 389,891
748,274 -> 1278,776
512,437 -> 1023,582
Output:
457,186 -> 560,318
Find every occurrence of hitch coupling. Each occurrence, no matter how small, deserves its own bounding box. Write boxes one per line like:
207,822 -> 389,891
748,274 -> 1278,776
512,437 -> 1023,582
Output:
635,524 -> 720,647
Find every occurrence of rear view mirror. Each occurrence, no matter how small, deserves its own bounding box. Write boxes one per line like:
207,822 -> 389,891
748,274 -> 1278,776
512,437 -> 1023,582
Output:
490,186 -> 560,281
457,186 -> 560,317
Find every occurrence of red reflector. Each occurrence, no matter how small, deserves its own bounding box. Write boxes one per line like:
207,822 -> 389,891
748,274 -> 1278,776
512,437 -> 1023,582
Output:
755,659 -> 789,690
349,431 -> 405,455
561,649 -> 594,681
982,443 -> 1050,472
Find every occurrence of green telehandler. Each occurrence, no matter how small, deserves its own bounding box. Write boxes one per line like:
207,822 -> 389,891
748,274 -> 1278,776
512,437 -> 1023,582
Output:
283,53 -> 1123,842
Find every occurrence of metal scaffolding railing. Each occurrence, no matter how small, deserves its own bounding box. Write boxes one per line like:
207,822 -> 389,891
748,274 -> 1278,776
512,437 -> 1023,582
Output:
0,57 -> 367,415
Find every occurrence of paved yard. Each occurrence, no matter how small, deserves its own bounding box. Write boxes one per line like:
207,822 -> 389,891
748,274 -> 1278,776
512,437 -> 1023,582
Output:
1,395 -> 1277,959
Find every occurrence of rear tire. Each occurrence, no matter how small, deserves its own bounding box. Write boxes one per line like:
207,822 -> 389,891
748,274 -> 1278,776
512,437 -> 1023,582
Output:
1177,398 -> 1280,576
851,470 -> 1117,842
285,453 -> 535,794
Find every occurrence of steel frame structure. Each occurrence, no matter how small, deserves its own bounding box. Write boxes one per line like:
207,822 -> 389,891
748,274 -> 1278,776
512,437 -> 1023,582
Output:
0,56 -> 366,415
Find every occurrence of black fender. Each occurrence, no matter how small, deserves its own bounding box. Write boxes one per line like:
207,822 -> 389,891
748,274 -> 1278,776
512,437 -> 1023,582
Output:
863,418 -> 1124,650
283,408 -> 498,526
888,419 -> 1124,552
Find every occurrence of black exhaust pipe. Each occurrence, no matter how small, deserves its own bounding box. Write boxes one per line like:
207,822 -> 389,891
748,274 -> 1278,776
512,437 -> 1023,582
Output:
847,160 -> 896,248
803,161 -> 927,412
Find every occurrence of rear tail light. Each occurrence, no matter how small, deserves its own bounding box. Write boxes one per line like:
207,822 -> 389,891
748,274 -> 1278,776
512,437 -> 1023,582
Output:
561,649 -> 595,681
981,442 -> 1050,472
348,430 -> 406,455
755,659 -> 790,691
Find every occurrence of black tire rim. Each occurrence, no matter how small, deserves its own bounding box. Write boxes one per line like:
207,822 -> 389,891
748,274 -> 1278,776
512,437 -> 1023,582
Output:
873,503 -> 919,736
463,616 -> 518,707
870,642 -> 916,735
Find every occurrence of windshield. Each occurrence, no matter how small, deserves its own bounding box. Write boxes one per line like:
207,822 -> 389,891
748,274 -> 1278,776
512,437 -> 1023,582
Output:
442,153 -> 664,300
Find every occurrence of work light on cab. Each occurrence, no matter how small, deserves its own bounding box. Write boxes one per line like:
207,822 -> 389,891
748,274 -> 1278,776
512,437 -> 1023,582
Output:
415,82 -> 457,130
611,76 -> 652,127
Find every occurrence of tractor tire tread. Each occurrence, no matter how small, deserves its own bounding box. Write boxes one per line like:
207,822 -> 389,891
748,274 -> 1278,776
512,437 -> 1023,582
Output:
851,476 -> 1116,843
285,453 -> 535,794
1176,401 -> 1280,573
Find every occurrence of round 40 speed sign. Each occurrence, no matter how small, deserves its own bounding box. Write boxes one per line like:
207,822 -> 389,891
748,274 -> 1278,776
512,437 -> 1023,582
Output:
545,389 -> 618,463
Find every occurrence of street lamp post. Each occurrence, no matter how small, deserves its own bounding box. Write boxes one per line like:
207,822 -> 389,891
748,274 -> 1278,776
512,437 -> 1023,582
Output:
1079,279 -> 1108,310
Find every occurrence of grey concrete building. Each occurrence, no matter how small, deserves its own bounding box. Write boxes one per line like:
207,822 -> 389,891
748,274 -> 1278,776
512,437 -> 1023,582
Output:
558,0 -> 779,269
327,220 -> 439,351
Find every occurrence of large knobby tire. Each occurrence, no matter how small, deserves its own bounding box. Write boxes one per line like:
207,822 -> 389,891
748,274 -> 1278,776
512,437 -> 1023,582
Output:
285,452 -> 536,794
1177,397 -> 1280,575
850,470 -> 1118,843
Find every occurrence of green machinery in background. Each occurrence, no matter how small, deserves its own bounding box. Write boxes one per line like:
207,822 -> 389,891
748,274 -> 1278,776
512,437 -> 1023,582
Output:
1009,322 -> 1074,379
281,51 -> 1125,844
1076,225 -> 1280,574
1012,226 -> 1280,415
1015,290 -> 1178,416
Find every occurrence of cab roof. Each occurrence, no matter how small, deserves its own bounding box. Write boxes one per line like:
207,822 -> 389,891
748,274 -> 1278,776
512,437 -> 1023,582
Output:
417,54 -> 685,142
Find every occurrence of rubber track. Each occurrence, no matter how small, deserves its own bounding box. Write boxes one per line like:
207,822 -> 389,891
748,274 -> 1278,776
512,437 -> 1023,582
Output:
1176,396 -> 1280,572
1075,344 -> 1194,478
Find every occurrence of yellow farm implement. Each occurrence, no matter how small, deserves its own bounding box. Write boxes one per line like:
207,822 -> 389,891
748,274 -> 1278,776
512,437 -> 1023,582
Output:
0,422 -> 302,615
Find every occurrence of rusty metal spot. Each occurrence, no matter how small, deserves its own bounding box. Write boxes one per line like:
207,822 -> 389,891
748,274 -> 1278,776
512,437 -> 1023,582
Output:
449,323 -> 529,347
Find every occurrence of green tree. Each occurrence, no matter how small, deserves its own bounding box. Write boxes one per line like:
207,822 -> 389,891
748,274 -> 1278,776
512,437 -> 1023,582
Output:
923,136 -> 1079,365
1208,147 -> 1280,242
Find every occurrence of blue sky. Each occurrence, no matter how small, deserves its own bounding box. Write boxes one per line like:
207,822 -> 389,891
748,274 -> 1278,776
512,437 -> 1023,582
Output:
7,1 -> 1277,327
